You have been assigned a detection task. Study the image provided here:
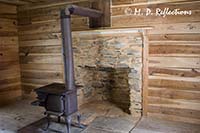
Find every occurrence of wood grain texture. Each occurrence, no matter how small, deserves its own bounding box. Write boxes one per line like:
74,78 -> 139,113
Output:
17,1 -> 93,96
16,0 -> 200,124
0,3 -> 21,106
142,30 -> 149,116
111,0 -> 200,124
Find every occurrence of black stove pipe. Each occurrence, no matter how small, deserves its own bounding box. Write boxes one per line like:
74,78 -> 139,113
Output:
67,5 -> 103,18
61,10 -> 74,90
61,5 -> 103,91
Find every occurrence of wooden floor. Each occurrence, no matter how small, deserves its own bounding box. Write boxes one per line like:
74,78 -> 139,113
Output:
131,117 -> 200,133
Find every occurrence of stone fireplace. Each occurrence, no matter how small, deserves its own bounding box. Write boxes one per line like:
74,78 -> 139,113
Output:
72,28 -> 144,117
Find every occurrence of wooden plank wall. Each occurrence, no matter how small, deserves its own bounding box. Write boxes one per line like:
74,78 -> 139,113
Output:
112,0 -> 200,124
17,1 -> 91,97
17,0 -> 200,124
0,3 -> 21,105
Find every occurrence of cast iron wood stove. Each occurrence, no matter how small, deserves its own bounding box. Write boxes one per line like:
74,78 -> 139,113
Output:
31,4 -> 107,133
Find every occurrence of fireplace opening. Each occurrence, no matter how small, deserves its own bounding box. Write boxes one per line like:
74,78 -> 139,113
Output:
73,29 -> 143,118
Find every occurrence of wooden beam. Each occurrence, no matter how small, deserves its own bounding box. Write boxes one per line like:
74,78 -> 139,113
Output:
0,3 -> 17,14
142,30 -> 149,116
112,0 -> 199,7
89,0 -> 111,28
18,0 -> 95,11
0,0 -> 30,5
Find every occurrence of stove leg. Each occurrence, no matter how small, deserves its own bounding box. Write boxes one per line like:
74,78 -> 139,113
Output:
77,113 -> 81,127
44,114 -> 50,131
76,113 -> 86,129
58,116 -> 61,123
65,116 -> 72,133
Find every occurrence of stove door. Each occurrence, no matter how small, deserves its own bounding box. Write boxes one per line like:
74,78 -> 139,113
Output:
46,94 -> 64,113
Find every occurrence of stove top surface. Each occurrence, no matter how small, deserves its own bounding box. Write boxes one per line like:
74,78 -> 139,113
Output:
34,83 -> 68,95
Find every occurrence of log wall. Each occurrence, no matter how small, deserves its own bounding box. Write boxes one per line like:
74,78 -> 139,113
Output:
17,0 -> 200,124
0,3 -> 21,106
18,1 -> 91,97
111,0 -> 200,124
